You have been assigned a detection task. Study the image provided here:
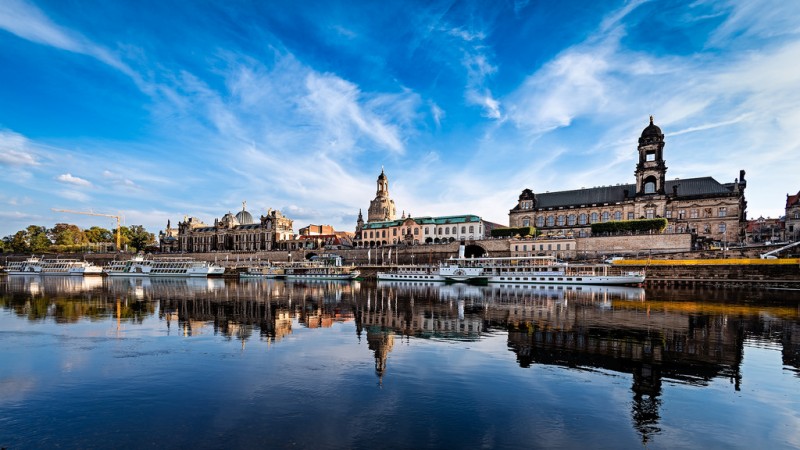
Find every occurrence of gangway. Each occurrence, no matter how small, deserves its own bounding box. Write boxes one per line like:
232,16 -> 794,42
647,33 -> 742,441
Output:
760,241 -> 800,259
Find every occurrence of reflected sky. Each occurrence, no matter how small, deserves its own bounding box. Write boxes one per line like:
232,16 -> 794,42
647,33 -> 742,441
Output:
1,277 -> 799,449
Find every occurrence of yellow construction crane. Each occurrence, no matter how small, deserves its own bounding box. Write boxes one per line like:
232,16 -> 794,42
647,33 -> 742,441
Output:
52,209 -> 123,250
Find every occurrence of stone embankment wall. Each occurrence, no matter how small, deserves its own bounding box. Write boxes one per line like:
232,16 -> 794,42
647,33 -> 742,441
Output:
576,233 -> 691,256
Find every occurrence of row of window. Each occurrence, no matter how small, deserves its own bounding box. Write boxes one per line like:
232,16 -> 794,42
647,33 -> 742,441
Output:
514,243 -> 572,251
364,225 -> 479,240
522,206 -> 732,227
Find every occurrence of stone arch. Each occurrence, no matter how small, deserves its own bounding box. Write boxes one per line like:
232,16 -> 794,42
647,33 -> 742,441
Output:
305,252 -> 318,260
464,244 -> 487,258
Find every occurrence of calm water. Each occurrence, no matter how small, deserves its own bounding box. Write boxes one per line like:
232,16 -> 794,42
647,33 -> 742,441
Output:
1,276 -> 798,449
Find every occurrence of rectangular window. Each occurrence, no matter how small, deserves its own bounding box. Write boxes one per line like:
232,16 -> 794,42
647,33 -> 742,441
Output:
665,210 -> 672,219
690,209 -> 699,218
718,207 -> 727,217
566,244 -> 571,250
646,209 -> 654,219
627,212 -> 634,220
678,210 -> 686,219
719,223 -> 727,233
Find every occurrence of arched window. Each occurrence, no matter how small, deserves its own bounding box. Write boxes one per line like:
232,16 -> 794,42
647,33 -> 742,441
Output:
445,227 -> 449,235
452,226 -> 456,234
546,216 -> 555,226
590,212 -> 598,223
614,211 -> 622,221
602,212 -> 610,222
522,218 -> 530,227
469,225 -> 474,233
567,214 -> 576,226
461,226 -> 466,234
578,214 -> 587,225
557,215 -> 565,226
536,216 -> 545,227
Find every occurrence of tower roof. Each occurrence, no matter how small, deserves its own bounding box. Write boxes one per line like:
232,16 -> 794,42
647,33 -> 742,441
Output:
641,115 -> 663,138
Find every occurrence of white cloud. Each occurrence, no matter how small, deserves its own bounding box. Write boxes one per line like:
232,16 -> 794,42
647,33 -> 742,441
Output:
56,173 -> 92,187
0,130 -> 38,166
57,189 -> 91,202
302,72 -> 406,154
0,0 -> 137,79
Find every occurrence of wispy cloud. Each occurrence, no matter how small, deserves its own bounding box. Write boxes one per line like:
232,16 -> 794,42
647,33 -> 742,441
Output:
56,173 -> 92,187
0,0 -> 136,78
0,130 -> 39,166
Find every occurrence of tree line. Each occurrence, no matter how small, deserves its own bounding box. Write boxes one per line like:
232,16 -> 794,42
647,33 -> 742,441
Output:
0,223 -> 157,254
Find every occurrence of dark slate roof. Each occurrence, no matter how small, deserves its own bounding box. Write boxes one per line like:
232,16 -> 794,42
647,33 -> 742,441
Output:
526,177 -> 734,209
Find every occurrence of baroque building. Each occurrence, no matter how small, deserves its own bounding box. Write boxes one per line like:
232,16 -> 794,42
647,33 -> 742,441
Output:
160,202 -> 295,252
368,168 -> 396,222
354,169 -> 501,247
786,191 -> 800,242
509,117 -> 748,245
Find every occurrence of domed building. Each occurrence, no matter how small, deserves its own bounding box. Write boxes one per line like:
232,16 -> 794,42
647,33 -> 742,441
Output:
235,201 -> 254,225
353,168 -> 504,248
162,202 -> 296,253
508,116 -> 748,247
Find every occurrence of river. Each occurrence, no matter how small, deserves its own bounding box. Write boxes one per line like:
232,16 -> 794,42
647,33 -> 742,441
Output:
1,276 -> 798,449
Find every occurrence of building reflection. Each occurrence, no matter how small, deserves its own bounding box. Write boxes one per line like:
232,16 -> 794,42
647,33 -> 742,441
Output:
2,276 -> 798,441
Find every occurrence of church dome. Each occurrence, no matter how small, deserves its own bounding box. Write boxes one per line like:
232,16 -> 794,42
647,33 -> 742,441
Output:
221,212 -> 240,227
641,115 -> 663,138
236,209 -> 254,225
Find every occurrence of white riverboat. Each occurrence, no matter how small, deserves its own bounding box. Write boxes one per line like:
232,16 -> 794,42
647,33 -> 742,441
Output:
376,264 -> 445,282
283,254 -> 360,281
5,256 -> 103,276
104,255 -> 225,277
239,264 -> 285,279
444,255 -> 645,286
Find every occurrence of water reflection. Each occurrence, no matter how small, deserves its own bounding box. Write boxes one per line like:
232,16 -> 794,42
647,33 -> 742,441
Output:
1,277 -> 798,445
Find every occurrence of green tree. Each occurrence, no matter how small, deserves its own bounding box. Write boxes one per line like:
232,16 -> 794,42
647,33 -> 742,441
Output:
29,225 -> 51,252
85,226 -> 113,243
10,225 -> 52,253
49,223 -> 88,246
126,225 -> 156,252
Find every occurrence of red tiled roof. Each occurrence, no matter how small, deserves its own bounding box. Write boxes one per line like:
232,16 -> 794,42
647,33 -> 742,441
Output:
787,191 -> 800,208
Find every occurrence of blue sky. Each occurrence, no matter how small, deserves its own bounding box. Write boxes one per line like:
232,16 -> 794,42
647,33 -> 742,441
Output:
1,0 -> 799,238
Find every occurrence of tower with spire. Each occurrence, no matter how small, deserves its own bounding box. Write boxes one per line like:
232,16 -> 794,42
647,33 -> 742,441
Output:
367,167 -> 396,222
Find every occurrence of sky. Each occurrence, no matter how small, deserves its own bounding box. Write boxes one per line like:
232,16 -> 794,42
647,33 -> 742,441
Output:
1,0 -> 799,239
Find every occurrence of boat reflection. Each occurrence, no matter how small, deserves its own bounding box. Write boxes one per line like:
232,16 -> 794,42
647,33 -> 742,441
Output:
3,274 -> 105,296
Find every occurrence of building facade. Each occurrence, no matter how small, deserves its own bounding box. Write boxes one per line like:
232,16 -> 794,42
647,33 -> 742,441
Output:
509,117 -> 748,246
161,202 -> 295,252
786,191 -> 800,242
354,169 -> 500,247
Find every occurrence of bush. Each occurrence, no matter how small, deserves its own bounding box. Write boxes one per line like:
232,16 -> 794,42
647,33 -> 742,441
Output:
491,226 -> 538,238
590,218 -> 667,235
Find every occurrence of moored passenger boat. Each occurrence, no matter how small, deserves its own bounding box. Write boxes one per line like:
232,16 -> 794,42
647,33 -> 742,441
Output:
239,264 -> 285,279
446,255 -> 645,286
283,254 -> 360,281
104,255 -> 225,277
5,257 -> 103,276
376,264 -> 444,282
